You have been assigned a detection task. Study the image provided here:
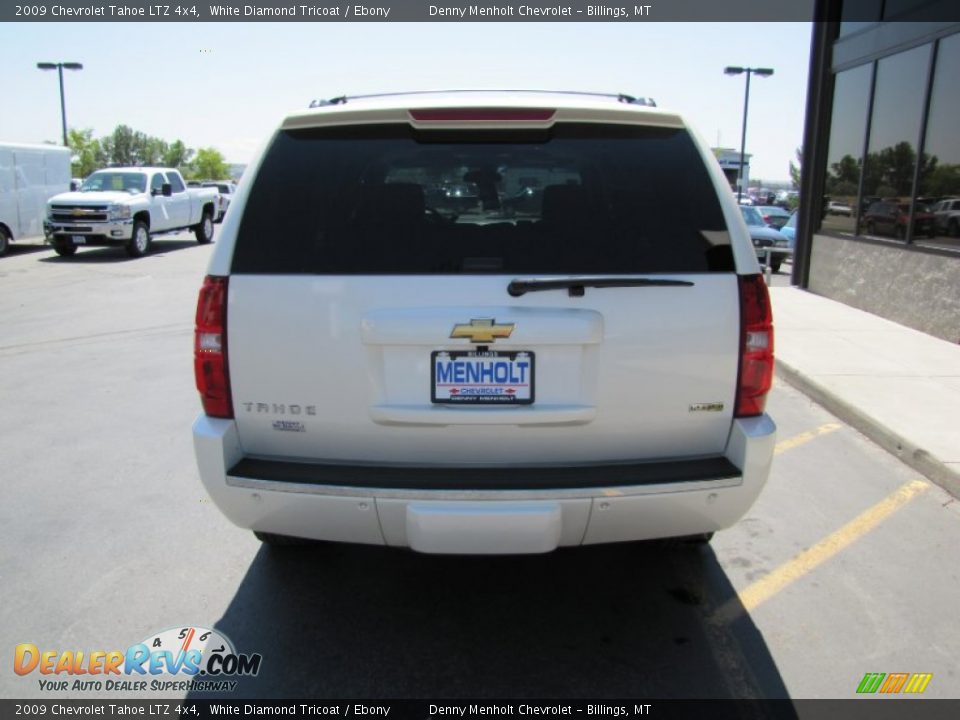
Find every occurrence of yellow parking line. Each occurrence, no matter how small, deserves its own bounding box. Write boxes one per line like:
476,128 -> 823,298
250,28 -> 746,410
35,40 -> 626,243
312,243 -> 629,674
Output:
775,423 -> 842,455
713,478 -> 929,624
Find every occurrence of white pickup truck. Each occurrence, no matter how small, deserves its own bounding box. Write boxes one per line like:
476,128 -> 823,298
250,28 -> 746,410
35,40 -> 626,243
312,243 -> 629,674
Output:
45,167 -> 218,257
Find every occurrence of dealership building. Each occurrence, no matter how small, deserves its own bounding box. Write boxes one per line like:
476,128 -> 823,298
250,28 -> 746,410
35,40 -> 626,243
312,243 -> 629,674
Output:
795,0 -> 960,342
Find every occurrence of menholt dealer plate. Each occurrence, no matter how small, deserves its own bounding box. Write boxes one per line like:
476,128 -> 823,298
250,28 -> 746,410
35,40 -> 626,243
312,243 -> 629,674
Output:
431,350 -> 535,405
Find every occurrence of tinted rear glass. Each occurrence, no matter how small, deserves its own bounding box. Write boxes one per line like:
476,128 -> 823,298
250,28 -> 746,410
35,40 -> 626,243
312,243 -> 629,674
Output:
233,123 -> 730,274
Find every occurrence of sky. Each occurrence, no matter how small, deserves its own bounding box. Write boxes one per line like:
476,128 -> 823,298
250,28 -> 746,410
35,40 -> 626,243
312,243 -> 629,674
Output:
2,20 -> 812,182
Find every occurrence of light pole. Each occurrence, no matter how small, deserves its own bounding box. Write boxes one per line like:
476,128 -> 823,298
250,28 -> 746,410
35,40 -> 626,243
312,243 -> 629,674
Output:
37,62 -> 83,147
724,66 -> 773,203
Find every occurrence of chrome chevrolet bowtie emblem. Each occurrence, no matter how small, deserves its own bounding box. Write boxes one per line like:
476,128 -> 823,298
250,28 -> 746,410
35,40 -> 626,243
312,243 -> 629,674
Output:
450,318 -> 515,343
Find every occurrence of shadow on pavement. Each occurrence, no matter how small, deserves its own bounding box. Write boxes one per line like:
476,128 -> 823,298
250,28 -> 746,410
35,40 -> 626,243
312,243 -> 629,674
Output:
37,239 -> 208,263
189,541 -> 792,701
1,243 -> 55,258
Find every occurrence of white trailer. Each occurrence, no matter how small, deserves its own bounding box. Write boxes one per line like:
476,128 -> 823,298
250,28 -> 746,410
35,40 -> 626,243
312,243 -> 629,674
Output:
0,143 -> 72,255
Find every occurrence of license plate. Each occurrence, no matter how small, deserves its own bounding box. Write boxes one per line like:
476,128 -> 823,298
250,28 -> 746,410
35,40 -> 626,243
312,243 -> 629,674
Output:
432,350 -> 535,405
72,235 -> 86,244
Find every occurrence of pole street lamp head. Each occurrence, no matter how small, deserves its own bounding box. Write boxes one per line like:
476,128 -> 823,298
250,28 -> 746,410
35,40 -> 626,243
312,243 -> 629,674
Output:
36,62 -> 58,70
753,68 -> 775,77
62,63 -> 83,71
724,66 -> 745,75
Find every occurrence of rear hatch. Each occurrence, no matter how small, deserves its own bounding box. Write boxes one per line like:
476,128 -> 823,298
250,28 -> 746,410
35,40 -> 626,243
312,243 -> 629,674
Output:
225,112 -> 741,466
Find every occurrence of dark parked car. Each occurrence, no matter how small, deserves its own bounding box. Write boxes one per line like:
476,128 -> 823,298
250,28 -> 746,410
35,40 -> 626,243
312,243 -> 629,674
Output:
862,201 -> 936,240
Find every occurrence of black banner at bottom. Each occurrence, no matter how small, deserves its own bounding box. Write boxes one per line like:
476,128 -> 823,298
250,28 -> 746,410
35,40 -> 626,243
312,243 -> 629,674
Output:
3,700 -> 960,720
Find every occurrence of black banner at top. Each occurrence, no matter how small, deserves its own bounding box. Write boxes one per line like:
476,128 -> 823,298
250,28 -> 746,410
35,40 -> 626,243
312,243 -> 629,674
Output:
7,0 -> 960,23
0,0 -> 899,23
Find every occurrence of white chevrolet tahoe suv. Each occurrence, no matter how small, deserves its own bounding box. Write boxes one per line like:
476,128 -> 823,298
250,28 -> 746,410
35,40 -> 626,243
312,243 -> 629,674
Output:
192,91 -> 777,554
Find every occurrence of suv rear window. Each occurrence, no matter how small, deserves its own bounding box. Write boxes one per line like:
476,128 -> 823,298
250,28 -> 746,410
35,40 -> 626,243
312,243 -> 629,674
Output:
233,123 -> 730,275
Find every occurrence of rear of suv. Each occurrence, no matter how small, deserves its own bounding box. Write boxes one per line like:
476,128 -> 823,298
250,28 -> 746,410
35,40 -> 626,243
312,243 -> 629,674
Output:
192,91 -> 776,554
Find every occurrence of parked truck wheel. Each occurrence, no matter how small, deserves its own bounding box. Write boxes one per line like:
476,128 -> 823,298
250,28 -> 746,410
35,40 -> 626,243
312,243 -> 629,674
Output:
195,211 -> 214,245
52,239 -> 77,257
0,227 -> 9,256
770,257 -> 782,273
126,221 -> 151,258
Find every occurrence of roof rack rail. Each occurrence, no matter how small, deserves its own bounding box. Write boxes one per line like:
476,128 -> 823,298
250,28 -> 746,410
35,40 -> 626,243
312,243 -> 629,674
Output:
308,95 -> 348,108
306,91 -> 658,109
617,94 -> 657,107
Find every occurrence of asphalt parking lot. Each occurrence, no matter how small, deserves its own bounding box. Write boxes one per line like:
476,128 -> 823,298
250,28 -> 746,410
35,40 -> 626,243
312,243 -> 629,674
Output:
1,236 -> 958,701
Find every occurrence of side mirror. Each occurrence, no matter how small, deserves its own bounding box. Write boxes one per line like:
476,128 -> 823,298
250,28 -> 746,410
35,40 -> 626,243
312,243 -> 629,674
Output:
161,183 -> 173,197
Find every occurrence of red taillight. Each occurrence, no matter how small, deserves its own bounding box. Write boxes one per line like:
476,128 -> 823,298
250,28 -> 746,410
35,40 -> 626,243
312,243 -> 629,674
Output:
408,108 -> 556,122
763,214 -> 771,224
194,275 -> 233,418
736,274 -> 774,417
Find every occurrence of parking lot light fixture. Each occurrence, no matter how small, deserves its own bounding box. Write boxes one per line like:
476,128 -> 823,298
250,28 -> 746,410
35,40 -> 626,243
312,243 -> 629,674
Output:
725,66 -> 774,202
36,61 -> 84,146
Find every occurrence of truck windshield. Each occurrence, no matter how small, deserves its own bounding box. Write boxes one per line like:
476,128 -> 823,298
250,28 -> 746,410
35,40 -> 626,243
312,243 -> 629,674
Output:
81,172 -> 147,194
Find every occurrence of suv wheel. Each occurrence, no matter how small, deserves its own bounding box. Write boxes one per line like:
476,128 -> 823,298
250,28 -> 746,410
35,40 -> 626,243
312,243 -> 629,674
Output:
0,227 -> 9,256
126,221 -> 151,258
949,219 -> 960,238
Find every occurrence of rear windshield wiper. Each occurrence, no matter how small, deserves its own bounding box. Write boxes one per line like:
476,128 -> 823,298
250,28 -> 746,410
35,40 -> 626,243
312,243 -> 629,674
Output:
507,277 -> 695,297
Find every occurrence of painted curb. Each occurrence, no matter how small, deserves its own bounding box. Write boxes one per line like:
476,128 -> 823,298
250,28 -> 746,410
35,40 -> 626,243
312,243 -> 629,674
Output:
775,359 -> 960,500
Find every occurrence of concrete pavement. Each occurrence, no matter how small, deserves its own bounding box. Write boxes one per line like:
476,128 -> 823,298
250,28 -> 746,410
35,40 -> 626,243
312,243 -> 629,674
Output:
770,285 -> 960,498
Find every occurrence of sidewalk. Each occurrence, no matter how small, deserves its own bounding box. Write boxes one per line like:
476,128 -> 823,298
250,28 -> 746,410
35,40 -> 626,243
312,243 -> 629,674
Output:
769,286 -> 960,498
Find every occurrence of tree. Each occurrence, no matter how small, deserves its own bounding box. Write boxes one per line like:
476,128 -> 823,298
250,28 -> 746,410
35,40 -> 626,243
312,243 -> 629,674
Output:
66,124 -> 220,177
188,147 -> 229,180
101,125 -> 138,166
789,147 -> 802,190
138,134 -> 168,166
163,140 -> 193,169
828,154 -> 861,191
921,163 -> 960,197
67,128 -> 105,178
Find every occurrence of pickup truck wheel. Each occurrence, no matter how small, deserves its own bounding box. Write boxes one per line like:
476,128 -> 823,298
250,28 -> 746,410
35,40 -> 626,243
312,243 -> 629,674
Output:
195,212 -> 214,244
0,227 -> 9,256
53,239 -> 77,257
126,221 -> 151,258
770,257 -> 782,273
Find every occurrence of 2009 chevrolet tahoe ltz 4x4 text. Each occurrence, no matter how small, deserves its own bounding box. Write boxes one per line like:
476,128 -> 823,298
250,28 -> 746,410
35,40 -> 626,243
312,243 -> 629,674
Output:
192,91 -> 777,554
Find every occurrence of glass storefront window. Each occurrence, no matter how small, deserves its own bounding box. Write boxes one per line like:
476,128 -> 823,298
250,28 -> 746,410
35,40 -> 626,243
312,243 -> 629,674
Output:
918,33 -> 960,250
882,0 -> 933,20
860,44 -> 931,242
839,0 -> 883,36
821,64 -> 872,235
